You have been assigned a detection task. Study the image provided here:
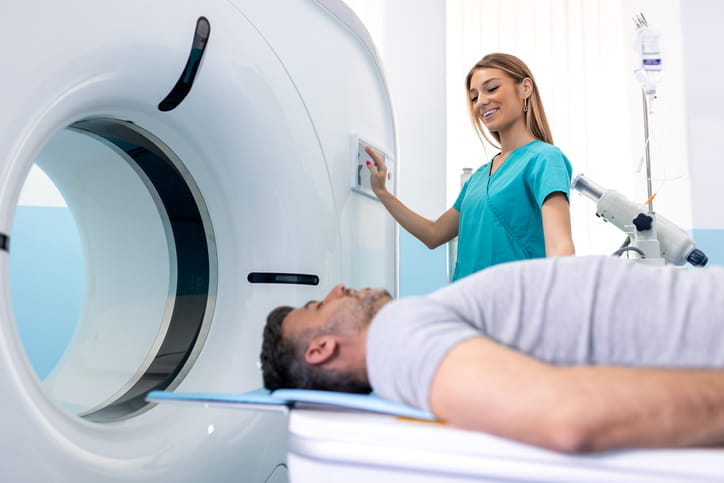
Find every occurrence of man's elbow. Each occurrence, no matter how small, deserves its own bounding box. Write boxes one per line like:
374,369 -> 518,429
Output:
536,409 -> 605,454
543,423 -> 592,454
475,404 -> 596,453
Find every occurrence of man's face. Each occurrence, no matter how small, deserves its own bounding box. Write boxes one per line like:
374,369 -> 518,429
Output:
282,284 -> 391,340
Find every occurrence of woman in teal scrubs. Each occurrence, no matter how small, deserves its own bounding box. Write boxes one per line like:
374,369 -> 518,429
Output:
366,53 -> 575,281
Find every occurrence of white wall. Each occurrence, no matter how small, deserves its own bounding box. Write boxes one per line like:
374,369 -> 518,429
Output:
679,0 -> 724,263
379,1 -> 447,220
381,1 -> 449,293
680,0 -> 724,229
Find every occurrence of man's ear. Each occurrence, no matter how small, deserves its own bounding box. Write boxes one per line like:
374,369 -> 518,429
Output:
304,335 -> 338,366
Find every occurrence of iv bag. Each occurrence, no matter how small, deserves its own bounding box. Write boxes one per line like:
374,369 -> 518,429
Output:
634,26 -> 662,94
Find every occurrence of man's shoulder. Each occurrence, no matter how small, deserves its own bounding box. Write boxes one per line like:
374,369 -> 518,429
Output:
449,255 -> 615,288
371,295 -> 427,328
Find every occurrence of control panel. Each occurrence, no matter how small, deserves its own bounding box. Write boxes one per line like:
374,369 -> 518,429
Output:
349,134 -> 394,199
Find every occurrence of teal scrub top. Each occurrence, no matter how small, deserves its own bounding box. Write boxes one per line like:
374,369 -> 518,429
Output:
452,140 -> 572,281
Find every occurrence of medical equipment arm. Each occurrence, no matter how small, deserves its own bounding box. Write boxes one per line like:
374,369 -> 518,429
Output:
572,174 -> 707,266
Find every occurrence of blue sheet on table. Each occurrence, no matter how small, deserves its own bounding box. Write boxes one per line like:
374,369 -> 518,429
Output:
146,388 -> 436,421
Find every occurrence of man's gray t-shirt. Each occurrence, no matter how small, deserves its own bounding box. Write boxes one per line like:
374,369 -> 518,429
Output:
367,255 -> 724,411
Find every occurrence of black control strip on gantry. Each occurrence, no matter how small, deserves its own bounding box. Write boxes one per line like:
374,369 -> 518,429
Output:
247,272 -> 319,286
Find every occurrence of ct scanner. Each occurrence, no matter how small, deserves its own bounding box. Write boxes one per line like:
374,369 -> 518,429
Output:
3,1 -> 724,482
1,0 -> 396,480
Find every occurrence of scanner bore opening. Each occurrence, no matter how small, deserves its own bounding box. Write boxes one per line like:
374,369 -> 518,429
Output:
10,118 -> 216,422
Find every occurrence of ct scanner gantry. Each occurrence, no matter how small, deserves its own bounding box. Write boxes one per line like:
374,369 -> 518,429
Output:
0,1 -> 397,481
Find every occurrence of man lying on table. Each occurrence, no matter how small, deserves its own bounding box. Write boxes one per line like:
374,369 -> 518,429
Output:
260,255 -> 724,453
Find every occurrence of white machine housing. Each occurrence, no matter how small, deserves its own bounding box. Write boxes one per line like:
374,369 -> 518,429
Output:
0,1 -> 397,481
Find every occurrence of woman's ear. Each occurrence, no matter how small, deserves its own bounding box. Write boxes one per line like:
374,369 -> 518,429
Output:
305,335 -> 338,365
520,77 -> 533,99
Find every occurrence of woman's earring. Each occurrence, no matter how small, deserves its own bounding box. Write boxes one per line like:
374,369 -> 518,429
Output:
523,98 -> 529,113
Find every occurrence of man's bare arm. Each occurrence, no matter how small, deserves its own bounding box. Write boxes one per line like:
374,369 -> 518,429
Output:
428,336 -> 724,453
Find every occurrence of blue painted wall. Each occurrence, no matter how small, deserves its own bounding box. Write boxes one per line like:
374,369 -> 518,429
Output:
10,206 -> 84,380
398,229 -> 448,296
690,229 -> 724,267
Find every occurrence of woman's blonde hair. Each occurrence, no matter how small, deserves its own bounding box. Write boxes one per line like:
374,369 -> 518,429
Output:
465,53 -> 553,147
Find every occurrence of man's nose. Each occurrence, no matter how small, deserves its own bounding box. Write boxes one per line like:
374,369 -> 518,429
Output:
323,283 -> 346,302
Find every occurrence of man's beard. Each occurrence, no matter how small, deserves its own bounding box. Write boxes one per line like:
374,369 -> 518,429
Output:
332,287 -> 391,333
351,287 -> 391,317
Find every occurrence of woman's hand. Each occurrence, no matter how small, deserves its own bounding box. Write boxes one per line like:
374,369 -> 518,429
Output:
362,145 -> 458,248
365,146 -> 389,195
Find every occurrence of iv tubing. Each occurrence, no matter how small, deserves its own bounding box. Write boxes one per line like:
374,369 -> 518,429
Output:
642,89 -> 654,212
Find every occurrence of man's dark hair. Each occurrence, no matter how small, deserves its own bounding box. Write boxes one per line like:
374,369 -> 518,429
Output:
260,305 -> 371,393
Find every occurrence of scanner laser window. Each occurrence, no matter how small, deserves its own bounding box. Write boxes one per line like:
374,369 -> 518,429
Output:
158,16 -> 211,112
